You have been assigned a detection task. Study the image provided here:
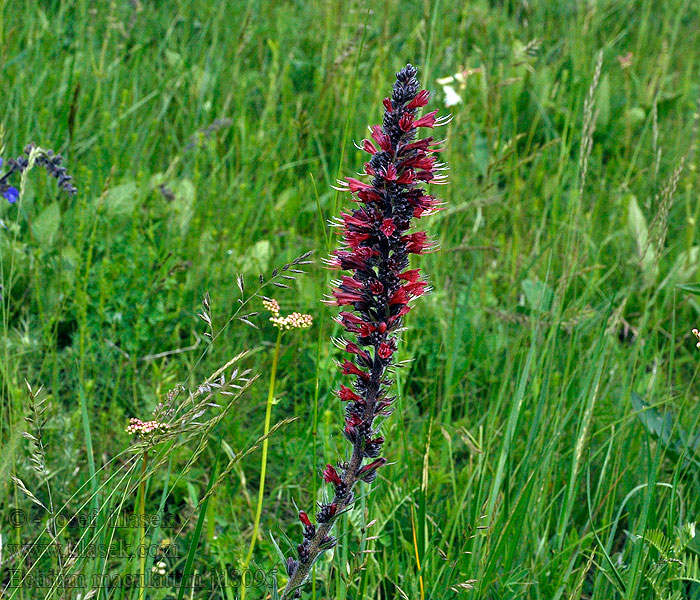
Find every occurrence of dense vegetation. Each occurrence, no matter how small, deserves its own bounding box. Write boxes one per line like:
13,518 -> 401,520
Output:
1,1 -> 699,598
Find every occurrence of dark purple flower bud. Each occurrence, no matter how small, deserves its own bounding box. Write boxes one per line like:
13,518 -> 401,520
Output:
358,457 -> 387,483
286,557 -> 298,577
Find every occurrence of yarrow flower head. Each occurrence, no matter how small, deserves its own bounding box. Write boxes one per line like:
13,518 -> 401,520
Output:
0,144 -> 77,204
281,63 -> 449,599
125,418 -> 170,438
263,298 -> 313,330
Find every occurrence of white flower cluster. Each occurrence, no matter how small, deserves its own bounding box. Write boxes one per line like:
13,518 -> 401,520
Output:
263,298 -> 313,330
125,418 -> 170,436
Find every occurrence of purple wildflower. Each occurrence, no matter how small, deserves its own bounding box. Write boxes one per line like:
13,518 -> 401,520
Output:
281,63 -> 449,599
0,144 -> 77,204
0,159 -> 19,203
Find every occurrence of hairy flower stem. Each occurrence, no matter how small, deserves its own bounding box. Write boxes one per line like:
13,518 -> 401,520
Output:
241,328 -> 283,599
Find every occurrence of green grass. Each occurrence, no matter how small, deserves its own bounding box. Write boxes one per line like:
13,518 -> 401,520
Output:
2,0 -> 700,598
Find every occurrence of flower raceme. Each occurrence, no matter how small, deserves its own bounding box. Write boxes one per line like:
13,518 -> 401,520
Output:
0,144 -> 77,204
281,63 -> 449,599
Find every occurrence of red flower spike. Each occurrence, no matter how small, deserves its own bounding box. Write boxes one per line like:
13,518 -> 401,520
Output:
282,65 -> 448,600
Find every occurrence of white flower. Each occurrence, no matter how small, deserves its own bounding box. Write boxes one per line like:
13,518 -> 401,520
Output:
443,85 -> 462,107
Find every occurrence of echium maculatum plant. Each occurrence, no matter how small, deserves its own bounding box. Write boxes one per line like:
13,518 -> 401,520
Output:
281,64 -> 449,599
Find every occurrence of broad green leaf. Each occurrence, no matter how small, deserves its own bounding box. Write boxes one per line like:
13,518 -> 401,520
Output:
676,283 -> 700,296
627,194 -> 656,285
670,246 -> 700,284
171,178 -> 195,235
101,181 -> 139,217
32,202 -> 60,248
521,278 -> 554,313
472,131 -> 489,178
596,73 -> 610,129
240,239 -> 272,274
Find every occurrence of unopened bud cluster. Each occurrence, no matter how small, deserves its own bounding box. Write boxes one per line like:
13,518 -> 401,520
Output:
263,298 -> 313,330
125,418 -> 170,437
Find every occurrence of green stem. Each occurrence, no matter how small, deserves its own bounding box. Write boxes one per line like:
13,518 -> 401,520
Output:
137,451 -> 148,600
241,328 -> 283,599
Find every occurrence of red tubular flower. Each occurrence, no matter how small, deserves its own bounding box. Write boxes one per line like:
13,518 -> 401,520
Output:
338,385 -> 361,402
412,109 -> 439,128
299,511 -> 312,528
398,113 -> 414,131
345,177 -> 373,192
404,231 -> 430,254
284,64 -> 448,600
406,89 -> 430,108
378,343 -> 393,359
362,139 -> 378,154
371,125 -> 392,152
389,287 -> 409,305
405,281 -> 429,298
398,269 -> 421,282
340,359 -> 369,380
356,188 -> 382,203
380,219 -> 396,237
330,289 -> 363,306
357,457 -> 387,477
322,464 -> 343,486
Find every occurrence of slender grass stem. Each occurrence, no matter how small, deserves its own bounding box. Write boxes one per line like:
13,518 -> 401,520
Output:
137,450 -> 148,600
241,327 -> 283,599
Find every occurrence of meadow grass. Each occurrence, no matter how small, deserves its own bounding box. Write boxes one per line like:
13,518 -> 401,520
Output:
1,0 -> 700,598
